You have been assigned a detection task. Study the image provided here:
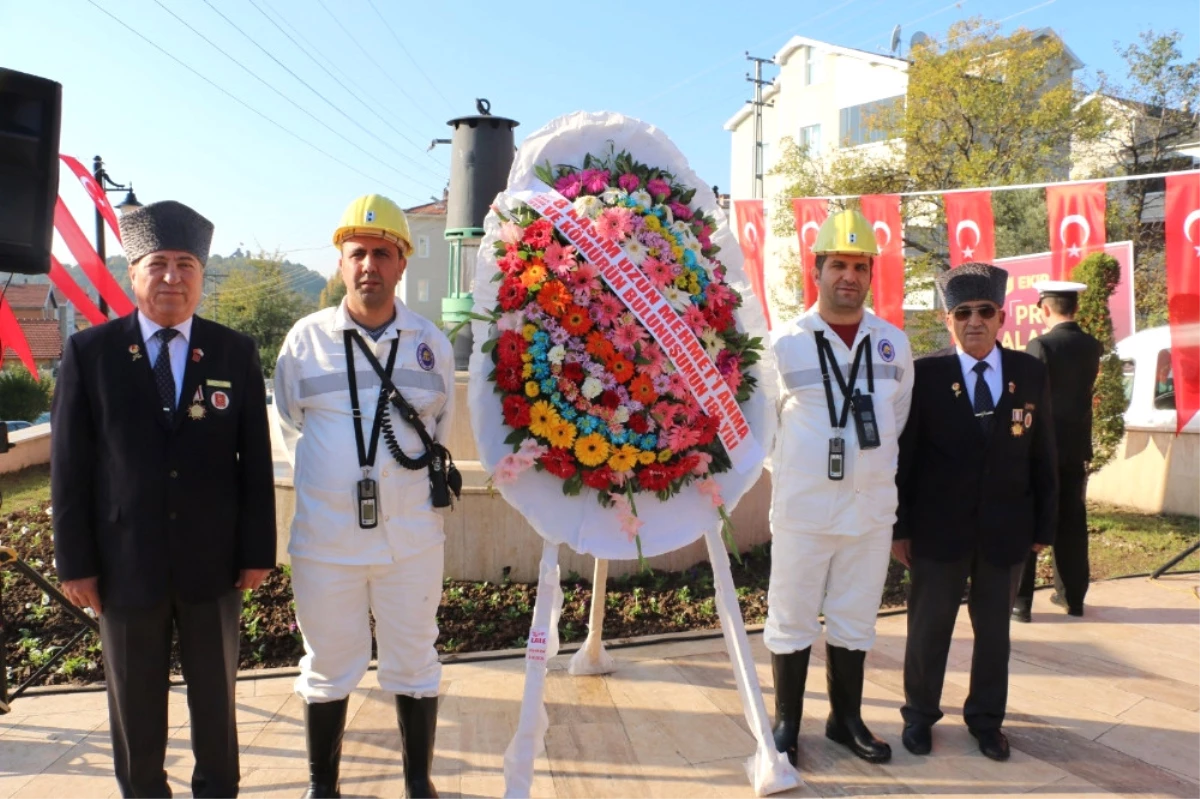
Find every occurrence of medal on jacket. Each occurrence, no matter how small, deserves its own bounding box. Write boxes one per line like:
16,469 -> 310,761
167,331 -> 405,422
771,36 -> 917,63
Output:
187,386 -> 206,420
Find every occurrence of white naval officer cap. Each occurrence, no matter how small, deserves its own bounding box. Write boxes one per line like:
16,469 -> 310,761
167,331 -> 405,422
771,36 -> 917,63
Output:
1033,280 -> 1088,300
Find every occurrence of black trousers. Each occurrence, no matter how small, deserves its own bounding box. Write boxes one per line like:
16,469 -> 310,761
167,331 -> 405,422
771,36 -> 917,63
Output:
1016,468 -> 1089,610
99,589 -> 242,798
901,550 -> 1023,732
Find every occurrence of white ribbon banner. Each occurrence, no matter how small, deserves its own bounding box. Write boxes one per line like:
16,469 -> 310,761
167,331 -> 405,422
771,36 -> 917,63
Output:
513,185 -> 763,473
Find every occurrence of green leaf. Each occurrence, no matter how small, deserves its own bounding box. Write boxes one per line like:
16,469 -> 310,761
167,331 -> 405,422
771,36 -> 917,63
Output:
481,337 -> 498,354
562,473 -> 584,496
504,428 -> 529,446
534,161 -> 555,187
679,187 -> 697,205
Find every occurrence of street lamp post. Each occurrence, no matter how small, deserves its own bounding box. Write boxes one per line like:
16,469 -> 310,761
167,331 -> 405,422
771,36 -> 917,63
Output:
91,155 -> 142,318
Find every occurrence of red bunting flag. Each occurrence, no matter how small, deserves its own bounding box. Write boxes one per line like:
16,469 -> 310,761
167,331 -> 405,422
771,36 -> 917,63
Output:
944,190 -> 995,267
49,256 -> 108,326
1046,182 -> 1106,280
790,198 -> 828,311
59,155 -> 123,245
859,194 -> 905,329
53,198 -> 135,317
732,199 -> 772,330
0,296 -> 38,379
1164,173 -> 1200,433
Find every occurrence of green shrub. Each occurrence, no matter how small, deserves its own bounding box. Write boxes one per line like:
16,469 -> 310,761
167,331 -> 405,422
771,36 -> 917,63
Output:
0,367 -> 52,422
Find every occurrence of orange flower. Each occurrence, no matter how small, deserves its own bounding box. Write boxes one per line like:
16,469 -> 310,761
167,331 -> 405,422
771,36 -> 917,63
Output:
537,280 -> 569,317
608,355 -> 635,384
586,330 -> 616,361
628,374 -> 657,405
560,304 -> 594,336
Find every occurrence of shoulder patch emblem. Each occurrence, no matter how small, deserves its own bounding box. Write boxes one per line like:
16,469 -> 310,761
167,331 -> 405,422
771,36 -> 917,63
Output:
417,342 -> 436,371
878,338 -> 896,363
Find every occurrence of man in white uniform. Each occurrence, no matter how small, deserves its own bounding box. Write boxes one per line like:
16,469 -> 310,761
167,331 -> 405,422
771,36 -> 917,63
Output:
275,195 -> 456,799
766,209 -> 914,766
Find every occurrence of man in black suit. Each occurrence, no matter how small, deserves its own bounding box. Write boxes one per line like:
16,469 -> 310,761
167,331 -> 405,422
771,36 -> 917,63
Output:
1012,281 -> 1104,621
892,263 -> 1058,762
52,200 -> 277,798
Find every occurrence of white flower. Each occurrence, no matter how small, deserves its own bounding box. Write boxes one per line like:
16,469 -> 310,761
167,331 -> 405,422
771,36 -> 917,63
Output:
601,187 -> 628,206
670,220 -> 692,237
614,406 -> 631,424
662,285 -> 692,312
661,205 -> 674,225
623,239 -> 648,265
496,311 -> 524,332
573,195 -> 603,219
701,329 -> 726,358
547,344 -> 566,365
581,377 -> 603,399
631,189 -> 653,211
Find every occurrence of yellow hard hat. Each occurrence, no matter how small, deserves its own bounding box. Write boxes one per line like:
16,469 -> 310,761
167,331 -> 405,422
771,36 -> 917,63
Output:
333,194 -> 413,256
812,209 -> 879,256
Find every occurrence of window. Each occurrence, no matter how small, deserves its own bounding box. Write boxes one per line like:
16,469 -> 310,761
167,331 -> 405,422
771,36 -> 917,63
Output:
839,96 -> 903,147
417,279 -> 430,303
1154,349 -> 1175,410
799,124 -> 821,153
1121,359 -> 1135,410
417,235 -> 430,259
804,47 -> 821,85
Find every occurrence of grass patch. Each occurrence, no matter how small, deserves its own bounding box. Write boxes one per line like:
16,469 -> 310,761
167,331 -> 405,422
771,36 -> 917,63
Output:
0,463 -> 51,515
1085,501 -> 1200,579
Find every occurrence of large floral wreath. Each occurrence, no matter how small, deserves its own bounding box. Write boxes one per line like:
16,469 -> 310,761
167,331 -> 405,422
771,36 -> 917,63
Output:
469,112 -> 776,561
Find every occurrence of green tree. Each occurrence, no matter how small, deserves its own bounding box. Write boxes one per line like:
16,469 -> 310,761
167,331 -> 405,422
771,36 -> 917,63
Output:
0,367 -> 52,421
1072,252 -> 1125,472
318,271 -> 346,309
201,252 -> 315,375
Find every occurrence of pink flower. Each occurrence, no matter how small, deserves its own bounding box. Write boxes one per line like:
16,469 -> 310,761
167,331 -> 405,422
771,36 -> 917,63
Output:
697,477 -> 723,508
499,221 -> 524,246
664,425 -> 701,451
668,202 -> 692,221
594,207 -> 634,242
683,306 -> 707,335
498,250 -> 526,275
618,173 -> 640,192
716,349 -> 741,376
706,282 -> 737,310
643,257 -> 676,288
666,372 -> 689,398
611,494 -> 643,542
555,173 -> 583,199
582,168 -> 611,194
724,370 -> 743,392
612,323 -> 646,352
543,241 -> 577,276
517,438 -> 549,463
691,452 -> 714,477
592,294 -> 624,328
647,177 -> 671,200
564,262 -> 600,294
496,311 -> 525,332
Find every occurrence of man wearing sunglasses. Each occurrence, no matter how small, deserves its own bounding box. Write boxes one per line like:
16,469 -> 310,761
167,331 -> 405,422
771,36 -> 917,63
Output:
892,263 -> 1058,762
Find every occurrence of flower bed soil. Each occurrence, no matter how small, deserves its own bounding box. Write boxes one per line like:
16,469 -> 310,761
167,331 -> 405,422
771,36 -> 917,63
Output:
2,501 -> 909,689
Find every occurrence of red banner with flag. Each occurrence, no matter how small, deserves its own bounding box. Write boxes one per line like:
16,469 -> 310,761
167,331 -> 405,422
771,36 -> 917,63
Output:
0,296 -> 38,379
859,194 -> 905,328
59,155 -> 123,245
791,198 -> 828,311
49,256 -> 108,326
1046,182 -> 1106,280
1165,173 -> 1200,433
733,199 -> 772,331
53,198 -> 135,317
944,190 -> 995,267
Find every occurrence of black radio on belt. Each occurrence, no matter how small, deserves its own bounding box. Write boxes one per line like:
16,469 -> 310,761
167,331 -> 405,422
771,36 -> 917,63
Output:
850,390 -> 881,450
357,477 -> 379,529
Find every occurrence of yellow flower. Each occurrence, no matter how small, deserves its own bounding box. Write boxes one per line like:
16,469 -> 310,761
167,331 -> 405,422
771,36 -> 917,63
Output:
525,381 -> 540,398
575,433 -> 611,468
522,364 -> 533,378
547,421 -> 578,450
521,352 -> 533,363
638,450 -> 657,465
607,444 -> 640,473
687,274 -> 700,294
522,324 -> 537,342
671,245 -> 684,261
644,216 -> 662,231
657,448 -> 674,463
519,264 -> 547,288
529,401 -> 560,439
674,274 -> 690,290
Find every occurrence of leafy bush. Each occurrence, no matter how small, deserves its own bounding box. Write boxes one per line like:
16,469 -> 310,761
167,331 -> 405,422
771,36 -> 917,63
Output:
1073,252 -> 1125,473
0,367 -> 52,422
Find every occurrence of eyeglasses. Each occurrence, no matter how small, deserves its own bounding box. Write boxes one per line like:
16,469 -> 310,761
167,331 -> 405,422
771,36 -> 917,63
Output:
952,304 -> 999,321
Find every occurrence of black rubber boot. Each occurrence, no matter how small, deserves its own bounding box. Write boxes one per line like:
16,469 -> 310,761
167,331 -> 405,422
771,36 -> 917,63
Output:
302,697 -> 349,798
396,695 -> 439,798
824,644 -> 892,763
770,648 -> 811,767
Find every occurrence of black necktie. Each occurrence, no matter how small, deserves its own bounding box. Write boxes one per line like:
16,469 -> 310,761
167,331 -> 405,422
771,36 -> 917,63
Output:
153,328 -> 179,414
972,361 -> 994,435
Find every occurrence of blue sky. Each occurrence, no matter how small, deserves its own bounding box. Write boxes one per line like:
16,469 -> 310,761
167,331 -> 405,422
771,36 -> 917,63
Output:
3,0 -> 1197,278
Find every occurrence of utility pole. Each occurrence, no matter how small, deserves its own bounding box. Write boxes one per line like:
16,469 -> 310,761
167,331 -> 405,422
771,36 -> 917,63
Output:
745,53 -> 776,200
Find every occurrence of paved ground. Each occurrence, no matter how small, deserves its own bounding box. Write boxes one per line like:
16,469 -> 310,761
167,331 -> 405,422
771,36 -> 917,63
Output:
2,574 -> 1197,798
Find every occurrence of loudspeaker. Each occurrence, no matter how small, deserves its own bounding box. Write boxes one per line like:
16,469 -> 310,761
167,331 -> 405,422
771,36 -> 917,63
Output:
0,68 -> 61,276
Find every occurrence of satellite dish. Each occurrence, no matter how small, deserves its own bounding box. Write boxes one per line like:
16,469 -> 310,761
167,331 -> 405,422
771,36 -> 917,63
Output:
910,31 -> 930,50
890,25 -> 902,55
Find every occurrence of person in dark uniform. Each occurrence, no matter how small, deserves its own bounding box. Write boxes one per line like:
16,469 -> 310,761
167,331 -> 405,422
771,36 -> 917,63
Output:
1012,281 -> 1104,621
892,263 -> 1058,762
52,200 -> 277,798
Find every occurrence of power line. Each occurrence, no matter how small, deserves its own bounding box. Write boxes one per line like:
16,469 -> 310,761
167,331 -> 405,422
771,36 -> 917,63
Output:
365,0 -> 456,114
146,0 -> 441,193
83,0 -> 423,201
197,0 -> 445,182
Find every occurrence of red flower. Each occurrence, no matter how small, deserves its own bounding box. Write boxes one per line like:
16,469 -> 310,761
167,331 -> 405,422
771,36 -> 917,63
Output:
502,395 -> 531,428
495,363 -> 524,393
608,355 -> 635,384
562,362 -> 585,382
703,304 -> 735,332
628,375 -> 657,405
523,219 -> 554,250
537,281 -> 569,317
586,331 -> 616,361
696,413 -> 720,446
637,463 -> 673,493
599,390 -> 621,410
499,277 -> 528,311
560,304 -> 594,336
540,447 -> 577,479
627,414 -> 650,434
498,250 -> 526,275
581,464 -> 615,490
496,331 -> 526,364
673,454 -> 700,478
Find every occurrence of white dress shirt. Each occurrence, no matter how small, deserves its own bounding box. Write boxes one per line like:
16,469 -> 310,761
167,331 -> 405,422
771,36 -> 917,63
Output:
956,343 -> 1003,405
138,312 -> 193,406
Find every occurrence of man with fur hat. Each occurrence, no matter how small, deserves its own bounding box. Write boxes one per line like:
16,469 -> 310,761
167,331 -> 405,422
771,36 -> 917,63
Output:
52,200 -> 277,797
892,263 -> 1057,762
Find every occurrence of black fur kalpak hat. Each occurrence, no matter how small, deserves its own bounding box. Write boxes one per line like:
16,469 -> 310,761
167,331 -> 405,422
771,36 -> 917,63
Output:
119,200 -> 214,266
936,262 -> 1009,310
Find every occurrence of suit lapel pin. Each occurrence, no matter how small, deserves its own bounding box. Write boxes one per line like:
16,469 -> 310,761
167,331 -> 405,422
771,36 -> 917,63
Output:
952,382 -> 962,398
192,348 -> 204,363
1011,421 -> 1024,438
129,344 -> 142,361
1008,381 -> 1016,394
187,386 -> 207,421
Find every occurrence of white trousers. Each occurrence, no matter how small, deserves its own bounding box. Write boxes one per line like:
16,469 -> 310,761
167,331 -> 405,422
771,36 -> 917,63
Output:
291,544 -> 444,702
763,525 -> 893,654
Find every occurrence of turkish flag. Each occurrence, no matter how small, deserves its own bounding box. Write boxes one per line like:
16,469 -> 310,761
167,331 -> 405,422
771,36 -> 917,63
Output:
860,194 -> 905,329
1046,182 -> 1106,280
1165,173 -> 1200,433
49,255 -> 108,326
733,199 -> 772,330
54,198 -> 136,317
790,198 -> 828,311
60,154 -> 123,245
0,297 -> 38,379
944,190 -> 995,267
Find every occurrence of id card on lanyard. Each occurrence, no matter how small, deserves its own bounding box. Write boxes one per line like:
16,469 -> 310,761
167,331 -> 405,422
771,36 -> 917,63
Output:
344,335 -> 399,528
815,330 -> 877,480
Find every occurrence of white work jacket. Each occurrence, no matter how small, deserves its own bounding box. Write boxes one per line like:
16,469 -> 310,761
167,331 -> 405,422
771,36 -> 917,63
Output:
770,307 -> 913,536
275,298 -> 456,565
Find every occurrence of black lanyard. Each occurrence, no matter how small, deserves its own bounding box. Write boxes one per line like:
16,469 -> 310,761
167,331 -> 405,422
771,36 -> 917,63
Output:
344,331 -> 399,473
815,330 -> 874,431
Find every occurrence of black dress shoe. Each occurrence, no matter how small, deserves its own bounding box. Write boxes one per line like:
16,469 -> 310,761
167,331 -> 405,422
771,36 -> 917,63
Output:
970,728 -> 1011,761
1010,604 -> 1032,623
1049,593 -> 1084,617
901,722 -> 932,755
